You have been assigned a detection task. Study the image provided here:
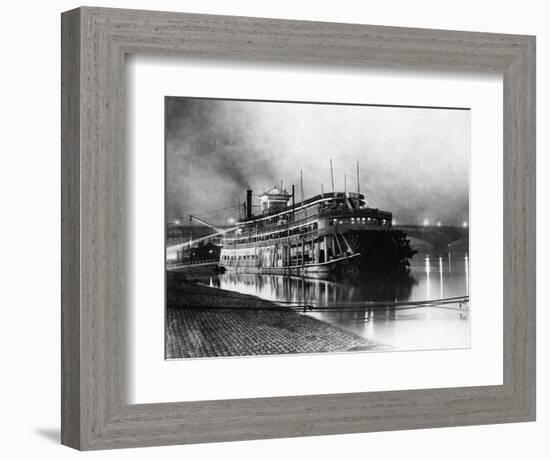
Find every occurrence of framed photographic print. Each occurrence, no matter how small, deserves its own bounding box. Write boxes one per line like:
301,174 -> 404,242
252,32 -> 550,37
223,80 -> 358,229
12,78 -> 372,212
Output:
61,6 -> 535,450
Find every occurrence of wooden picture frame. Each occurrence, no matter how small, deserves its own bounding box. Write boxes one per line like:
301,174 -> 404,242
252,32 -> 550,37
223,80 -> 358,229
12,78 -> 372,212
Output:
61,6 -> 536,450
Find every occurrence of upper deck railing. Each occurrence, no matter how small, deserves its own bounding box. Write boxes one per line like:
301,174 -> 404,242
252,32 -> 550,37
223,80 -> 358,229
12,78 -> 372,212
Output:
232,202 -> 390,234
238,192 -> 365,225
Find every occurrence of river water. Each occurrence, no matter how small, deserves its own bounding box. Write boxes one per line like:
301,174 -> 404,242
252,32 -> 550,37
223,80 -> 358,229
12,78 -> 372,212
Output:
195,247 -> 470,352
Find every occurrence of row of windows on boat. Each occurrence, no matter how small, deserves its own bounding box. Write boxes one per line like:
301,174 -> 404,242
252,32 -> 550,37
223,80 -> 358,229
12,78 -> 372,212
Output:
330,216 -> 390,226
220,253 -> 319,264
221,245 -> 323,264
228,222 -> 319,244
221,254 -> 256,262
229,216 -> 390,243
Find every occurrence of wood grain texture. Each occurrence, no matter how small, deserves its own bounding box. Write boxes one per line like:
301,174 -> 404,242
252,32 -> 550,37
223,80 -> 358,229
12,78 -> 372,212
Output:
60,7 -> 81,449
61,6 -> 536,450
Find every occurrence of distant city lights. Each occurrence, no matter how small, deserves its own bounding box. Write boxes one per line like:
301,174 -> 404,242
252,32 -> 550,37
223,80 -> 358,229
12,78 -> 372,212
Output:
227,217 -> 236,224
437,222 -> 442,227
423,219 -> 429,226
462,221 -> 468,227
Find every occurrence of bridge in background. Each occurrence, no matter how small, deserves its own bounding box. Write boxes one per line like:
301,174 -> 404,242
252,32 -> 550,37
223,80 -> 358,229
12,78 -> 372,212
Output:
394,225 -> 468,250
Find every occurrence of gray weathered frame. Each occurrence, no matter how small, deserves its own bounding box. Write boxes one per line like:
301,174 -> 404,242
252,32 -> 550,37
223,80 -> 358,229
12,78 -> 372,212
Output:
61,6 -> 536,451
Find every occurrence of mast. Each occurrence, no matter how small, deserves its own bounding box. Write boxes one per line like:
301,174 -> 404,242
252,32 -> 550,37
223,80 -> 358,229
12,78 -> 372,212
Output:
292,184 -> 295,221
300,170 -> 304,207
188,215 -> 193,248
344,173 -> 347,196
321,182 -> 324,197
330,159 -> 335,195
356,161 -> 360,194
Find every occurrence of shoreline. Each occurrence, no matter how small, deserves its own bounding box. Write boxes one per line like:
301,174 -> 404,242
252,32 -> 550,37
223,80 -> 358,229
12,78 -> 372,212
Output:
166,271 -> 381,359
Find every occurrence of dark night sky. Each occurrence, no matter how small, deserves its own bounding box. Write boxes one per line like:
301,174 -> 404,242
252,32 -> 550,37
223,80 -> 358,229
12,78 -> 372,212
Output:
165,97 -> 469,226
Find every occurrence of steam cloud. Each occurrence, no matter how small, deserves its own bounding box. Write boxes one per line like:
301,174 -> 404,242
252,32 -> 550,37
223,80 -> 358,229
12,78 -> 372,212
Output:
166,97 -> 469,226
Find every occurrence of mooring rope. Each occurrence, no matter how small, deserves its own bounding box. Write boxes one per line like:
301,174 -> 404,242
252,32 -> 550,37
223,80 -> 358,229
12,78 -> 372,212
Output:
170,291 -> 469,313
279,296 -> 469,312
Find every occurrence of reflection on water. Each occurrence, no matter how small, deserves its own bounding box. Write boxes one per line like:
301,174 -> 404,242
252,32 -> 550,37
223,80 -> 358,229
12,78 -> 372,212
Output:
196,248 -> 470,351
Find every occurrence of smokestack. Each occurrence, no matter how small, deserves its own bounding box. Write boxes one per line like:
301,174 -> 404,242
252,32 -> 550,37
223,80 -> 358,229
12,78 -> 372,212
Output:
300,170 -> 304,207
330,159 -> 335,195
357,161 -> 360,194
344,173 -> 347,196
246,189 -> 252,220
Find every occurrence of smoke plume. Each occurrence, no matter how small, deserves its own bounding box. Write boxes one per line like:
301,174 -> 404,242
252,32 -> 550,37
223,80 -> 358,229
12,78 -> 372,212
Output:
166,97 -> 469,226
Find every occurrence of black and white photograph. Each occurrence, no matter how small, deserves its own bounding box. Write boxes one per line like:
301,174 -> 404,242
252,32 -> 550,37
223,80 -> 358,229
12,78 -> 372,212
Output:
165,97 -> 470,359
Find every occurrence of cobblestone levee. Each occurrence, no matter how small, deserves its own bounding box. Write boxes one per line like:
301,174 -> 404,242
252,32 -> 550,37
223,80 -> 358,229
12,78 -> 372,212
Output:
166,272 -> 379,358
